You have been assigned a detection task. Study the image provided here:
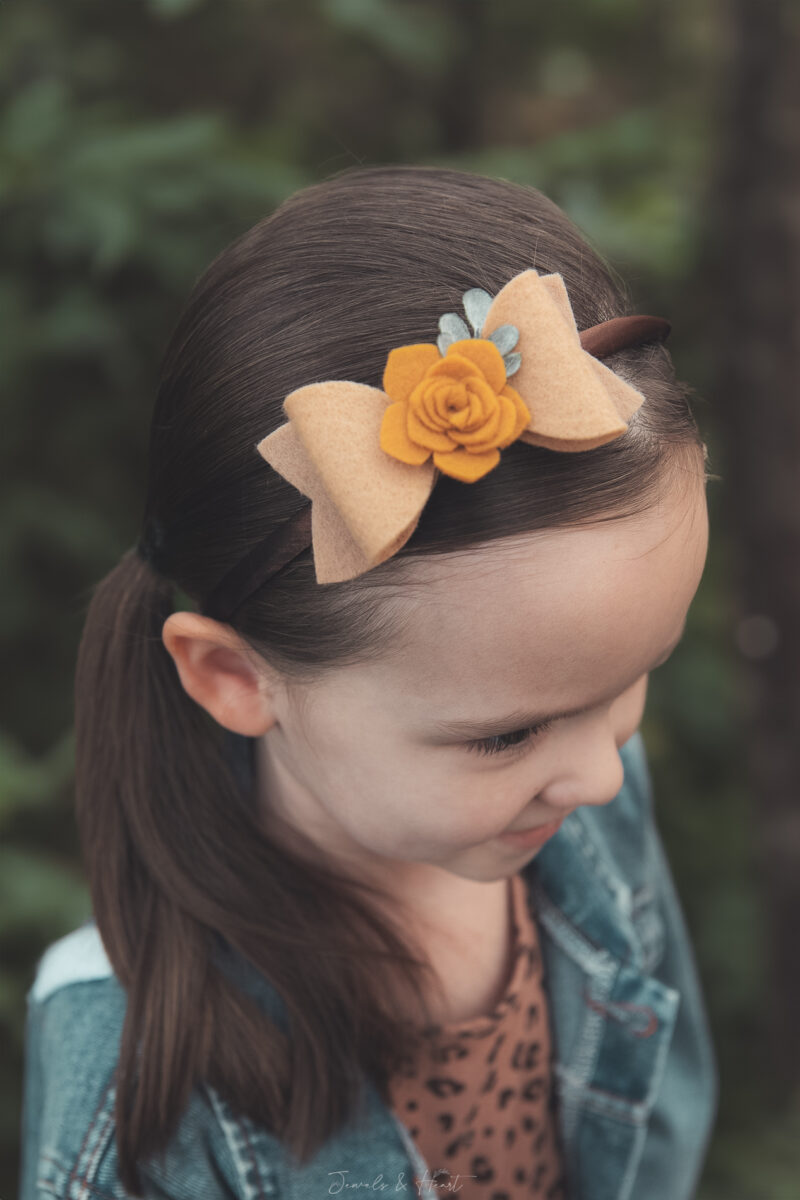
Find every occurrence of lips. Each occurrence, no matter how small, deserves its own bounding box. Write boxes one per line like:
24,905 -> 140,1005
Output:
496,815 -> 567,849
504,809 -> 573,836
506,820 -> 555,835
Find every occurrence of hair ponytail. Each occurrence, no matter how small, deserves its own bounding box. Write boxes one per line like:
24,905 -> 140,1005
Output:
74,548 -> 438,1194
75,549 -> 207,978
74,551 -> 219,1186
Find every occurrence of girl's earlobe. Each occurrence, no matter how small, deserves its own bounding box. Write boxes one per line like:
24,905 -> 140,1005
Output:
160,611 -> 278,737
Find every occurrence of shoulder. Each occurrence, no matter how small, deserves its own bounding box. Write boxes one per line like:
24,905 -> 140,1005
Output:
24,921 -> 128,1164
28,918 -> 117,1003
20,921 -> 279,1200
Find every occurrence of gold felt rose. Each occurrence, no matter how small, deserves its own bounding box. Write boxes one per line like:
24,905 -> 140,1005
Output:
378,338 -> 532,483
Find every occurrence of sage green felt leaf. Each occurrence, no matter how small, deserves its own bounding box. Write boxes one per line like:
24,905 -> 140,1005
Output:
462,287 -> 493,337
438,312 -> 471,343
488,323 -> 519,356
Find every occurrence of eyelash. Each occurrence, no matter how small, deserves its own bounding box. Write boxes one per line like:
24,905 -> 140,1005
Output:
466,720 -> 555,758
464,652 -> 674,759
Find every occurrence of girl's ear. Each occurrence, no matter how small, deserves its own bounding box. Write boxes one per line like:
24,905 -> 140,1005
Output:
160,611 -> 279,737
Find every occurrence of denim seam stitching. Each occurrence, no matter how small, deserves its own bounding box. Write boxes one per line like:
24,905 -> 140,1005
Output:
206,1083 -> 279,1200
39,1152 -> 118,1200
37,1152 -> 74,1199
73,1081 -> 117,1200
63,1072 -> 115,1200
531,881 -> 614,975
616,989 -> 679,1200
556,959 -> 619,1145
239,1116 -> 272,1200
389,1112 -> 440,1200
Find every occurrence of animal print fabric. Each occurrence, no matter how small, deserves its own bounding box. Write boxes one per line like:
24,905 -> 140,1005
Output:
388,871 -> 568,1198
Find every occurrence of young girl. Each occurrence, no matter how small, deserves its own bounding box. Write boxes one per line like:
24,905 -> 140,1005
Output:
19,165 -> 719,1200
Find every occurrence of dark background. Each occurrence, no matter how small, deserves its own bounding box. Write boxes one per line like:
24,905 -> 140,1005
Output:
3,1 -> 800,1195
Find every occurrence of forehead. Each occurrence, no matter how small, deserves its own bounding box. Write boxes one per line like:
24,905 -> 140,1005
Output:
372,476 -> 708,714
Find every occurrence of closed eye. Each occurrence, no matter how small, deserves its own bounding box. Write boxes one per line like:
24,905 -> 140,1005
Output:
465,720 -> 555,758
456,637 -> 683,760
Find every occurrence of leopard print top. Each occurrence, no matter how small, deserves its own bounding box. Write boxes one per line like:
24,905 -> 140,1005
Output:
388,871 -> 568,1199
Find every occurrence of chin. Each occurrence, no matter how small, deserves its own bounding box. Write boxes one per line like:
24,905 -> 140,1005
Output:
443,847 -> 541,884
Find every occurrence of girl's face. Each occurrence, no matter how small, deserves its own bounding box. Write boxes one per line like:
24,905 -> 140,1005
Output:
256,465 -> 709,888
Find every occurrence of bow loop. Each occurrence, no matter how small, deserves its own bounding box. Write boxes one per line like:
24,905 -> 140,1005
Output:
257,381 -> 434,583
482,269 -> 632,452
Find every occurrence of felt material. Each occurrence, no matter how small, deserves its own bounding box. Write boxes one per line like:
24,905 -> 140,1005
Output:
483,269 -> 636,450
256,268 -> 654,585
379,338 -> 531,481
257,383 -> 435,585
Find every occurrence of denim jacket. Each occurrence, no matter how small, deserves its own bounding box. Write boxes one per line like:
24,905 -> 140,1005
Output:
18,730 -> 719,1200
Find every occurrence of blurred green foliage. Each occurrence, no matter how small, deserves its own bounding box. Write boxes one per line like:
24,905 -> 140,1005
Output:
1,0 -> 789,1195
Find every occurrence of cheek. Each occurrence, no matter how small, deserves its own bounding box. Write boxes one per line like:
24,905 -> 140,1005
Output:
306,719 -> 535,853
400,771 -> 535,853
302,742 -> 443,850
627,674 -> 650,718
611,675 -> 649,742
339,763 -> 525,857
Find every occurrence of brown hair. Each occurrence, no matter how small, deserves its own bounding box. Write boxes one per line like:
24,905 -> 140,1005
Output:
74,164 -> 707,1193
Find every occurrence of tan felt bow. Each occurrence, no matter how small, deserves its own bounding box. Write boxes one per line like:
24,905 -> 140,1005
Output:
256,268 -> 647,584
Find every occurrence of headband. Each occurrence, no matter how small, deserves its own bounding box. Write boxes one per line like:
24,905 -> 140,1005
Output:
139,268 -> 670,621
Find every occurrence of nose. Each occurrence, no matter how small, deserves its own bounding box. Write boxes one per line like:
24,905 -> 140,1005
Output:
539,728 -> 626,812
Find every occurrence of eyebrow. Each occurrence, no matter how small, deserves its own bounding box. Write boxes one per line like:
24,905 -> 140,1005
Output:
427,622 -> 688,741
